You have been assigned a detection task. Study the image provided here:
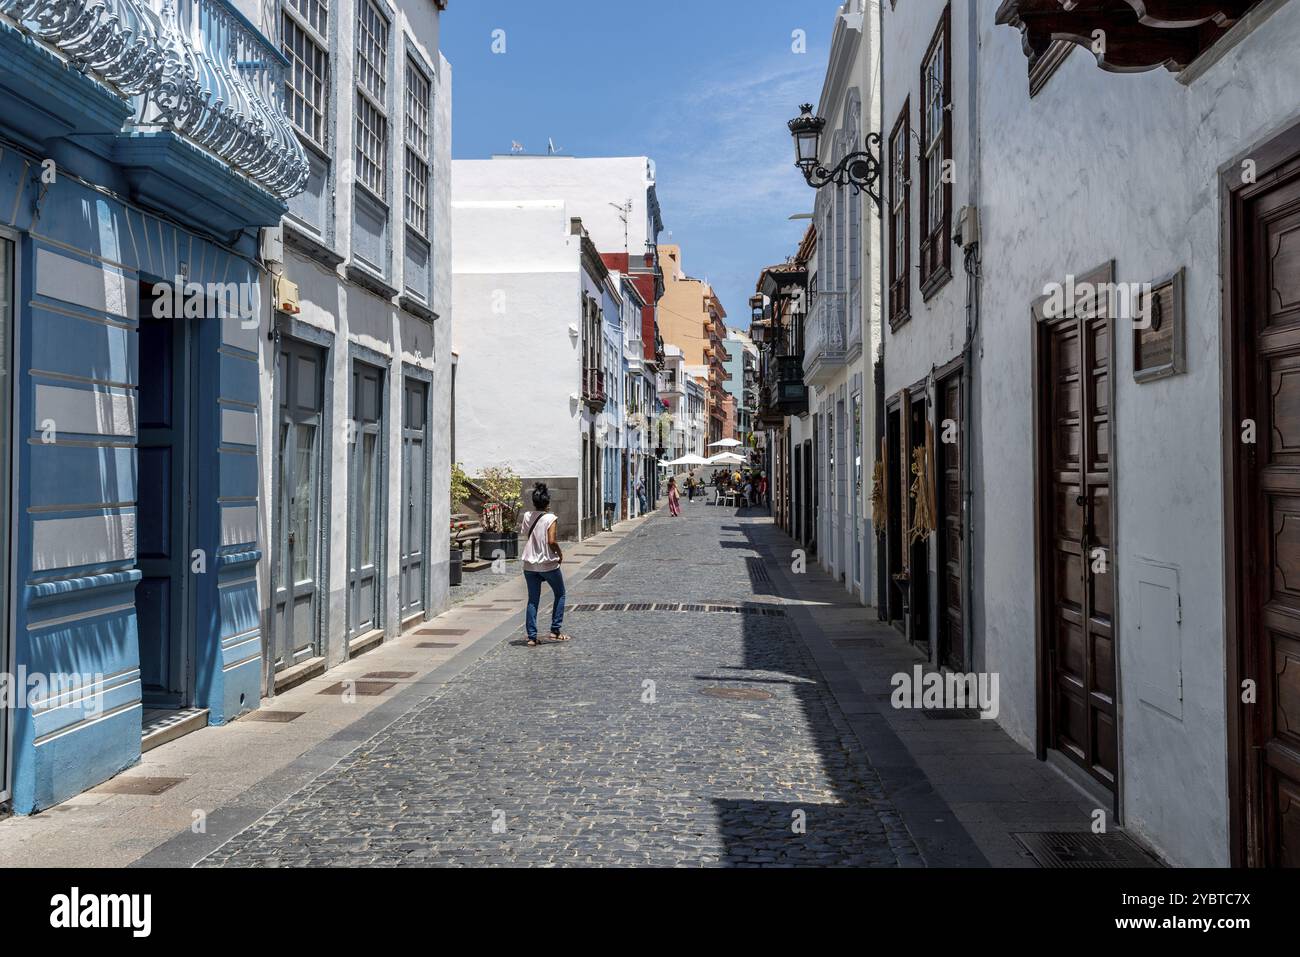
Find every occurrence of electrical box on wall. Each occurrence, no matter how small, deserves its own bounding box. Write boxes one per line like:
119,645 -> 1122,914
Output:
952,205 -> 980,251
275,275 -> 300,315
1134,558 -> 1183,720
260,226 -> 284,266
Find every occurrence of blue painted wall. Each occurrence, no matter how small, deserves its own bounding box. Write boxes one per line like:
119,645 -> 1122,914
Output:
0,32 -> 276,810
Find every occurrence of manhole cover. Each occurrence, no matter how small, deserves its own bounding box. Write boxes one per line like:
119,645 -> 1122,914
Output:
1013,832 -> 1161,868
700,687 -> 774,702
318,681 -> 395,697
244,710 -> 304,723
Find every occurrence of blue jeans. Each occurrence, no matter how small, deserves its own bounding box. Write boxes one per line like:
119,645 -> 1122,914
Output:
524,568 -> 566,640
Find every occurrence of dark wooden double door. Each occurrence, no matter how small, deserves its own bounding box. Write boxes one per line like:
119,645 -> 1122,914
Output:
1039,287 -> 1117,791
1233,148 -> 1300,867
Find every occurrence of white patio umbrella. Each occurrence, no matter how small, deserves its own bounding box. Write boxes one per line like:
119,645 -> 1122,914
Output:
708,438 -> 743,448
664,454 -> 710,467
707,452 -> 747,465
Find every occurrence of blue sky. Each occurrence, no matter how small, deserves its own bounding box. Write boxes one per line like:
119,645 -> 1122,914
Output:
441,1 -> 837,326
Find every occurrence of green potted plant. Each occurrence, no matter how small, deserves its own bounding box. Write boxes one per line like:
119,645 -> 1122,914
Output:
449,462 -> 471,585
477,466 -> 523,561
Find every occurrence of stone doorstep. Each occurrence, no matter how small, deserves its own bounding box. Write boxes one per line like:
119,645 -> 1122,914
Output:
141,708 -> 209,754
347,629 -> 385,658
272,656 -> 326,695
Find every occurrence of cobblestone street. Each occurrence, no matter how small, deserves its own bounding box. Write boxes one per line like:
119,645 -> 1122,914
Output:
199,504 -> 923,867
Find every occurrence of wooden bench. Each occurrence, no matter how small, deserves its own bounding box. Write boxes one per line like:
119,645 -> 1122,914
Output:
451,513 -> 484,562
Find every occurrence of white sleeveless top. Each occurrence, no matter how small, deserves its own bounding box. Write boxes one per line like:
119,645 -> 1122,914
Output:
519,510 -> 560,571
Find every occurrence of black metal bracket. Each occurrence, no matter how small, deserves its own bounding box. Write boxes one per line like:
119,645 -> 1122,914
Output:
800,132 -> 884,212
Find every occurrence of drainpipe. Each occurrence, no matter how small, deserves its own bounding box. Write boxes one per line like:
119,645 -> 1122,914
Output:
874,0 -> 888,621
961,5 -> 982,673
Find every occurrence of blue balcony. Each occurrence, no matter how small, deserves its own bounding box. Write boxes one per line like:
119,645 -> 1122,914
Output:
1,0 -> 308,228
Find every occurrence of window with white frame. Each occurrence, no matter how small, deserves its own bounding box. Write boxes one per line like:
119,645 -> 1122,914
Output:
404,58 -> 431,235
282,0 -> 329,148
355,0 -> 389,199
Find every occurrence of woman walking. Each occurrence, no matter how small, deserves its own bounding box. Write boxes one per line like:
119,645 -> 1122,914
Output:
518,483 -> 572,647
667,476 -> 681,516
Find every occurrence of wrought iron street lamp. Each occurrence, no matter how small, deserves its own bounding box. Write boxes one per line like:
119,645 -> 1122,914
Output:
788,104 -> 883,212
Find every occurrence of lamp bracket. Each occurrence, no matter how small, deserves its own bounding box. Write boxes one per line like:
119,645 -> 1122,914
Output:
800,132 -> 884,212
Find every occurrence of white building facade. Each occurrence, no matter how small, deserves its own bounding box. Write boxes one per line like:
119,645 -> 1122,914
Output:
259,0 -> 452,692
805,0 -> 883,606
449,197 -> 611,540
878,0 -> 1300,868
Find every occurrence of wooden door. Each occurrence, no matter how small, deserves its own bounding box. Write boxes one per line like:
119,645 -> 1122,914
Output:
399,378 -> 428,622
1040,293 -> 1117,790
886,405 -> 904,626
908,395 -> 930,654
348,361 -> 384,637
272,339 -> 323,670
1237,167 -> 1300,867
0,236 -> 13,801
136,291 -> 192,708
937,371 -> 964,670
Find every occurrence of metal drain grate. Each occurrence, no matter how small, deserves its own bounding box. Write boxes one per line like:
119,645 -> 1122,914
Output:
417,641 -> 459,649
417,628 -> 468,636
586,563 -> 617,580
921,708 -> 983,720
831,637 -> 886,649
318,680 -> 395,697
362,671 -> 416,680
1013,832 -> 1161,868
701,687 -> 774,702
568,602 -> 786,617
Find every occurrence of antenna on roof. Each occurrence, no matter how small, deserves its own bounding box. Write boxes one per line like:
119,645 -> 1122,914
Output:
510,141 -> 524,154
547,137 -> 564,155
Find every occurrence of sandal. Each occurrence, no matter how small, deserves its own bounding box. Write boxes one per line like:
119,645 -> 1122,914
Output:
526,638 -> 541,647
549,632 -> 573,642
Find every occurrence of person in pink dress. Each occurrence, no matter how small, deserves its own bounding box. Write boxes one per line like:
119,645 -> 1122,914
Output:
667,476 -> 681,516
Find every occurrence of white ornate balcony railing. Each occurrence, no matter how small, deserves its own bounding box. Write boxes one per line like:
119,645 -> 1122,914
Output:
1,0 -> 308,200
804,290 -> 847,372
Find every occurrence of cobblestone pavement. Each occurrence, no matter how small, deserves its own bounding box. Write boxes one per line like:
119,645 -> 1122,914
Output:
199,503 -> 924,867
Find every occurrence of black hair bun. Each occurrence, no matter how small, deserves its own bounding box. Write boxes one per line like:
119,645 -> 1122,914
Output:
534,482 -> 548,493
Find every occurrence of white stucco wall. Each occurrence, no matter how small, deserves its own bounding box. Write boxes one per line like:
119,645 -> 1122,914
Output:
880,0 -> 973,402
256,2 -> 452,685
452,156 -> 659,256
450,200 -> 582,479
975,0 -> 1300,866
809,1 -> 883,605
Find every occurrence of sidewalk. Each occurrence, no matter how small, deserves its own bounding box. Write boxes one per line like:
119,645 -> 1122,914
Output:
0,514 -> 652,867
744,514 -> 1134,867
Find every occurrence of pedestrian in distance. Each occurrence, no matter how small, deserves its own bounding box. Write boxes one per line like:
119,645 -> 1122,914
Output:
668,476 -> 681,516
635,475 -> 646,516
518,483 -> 572,647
